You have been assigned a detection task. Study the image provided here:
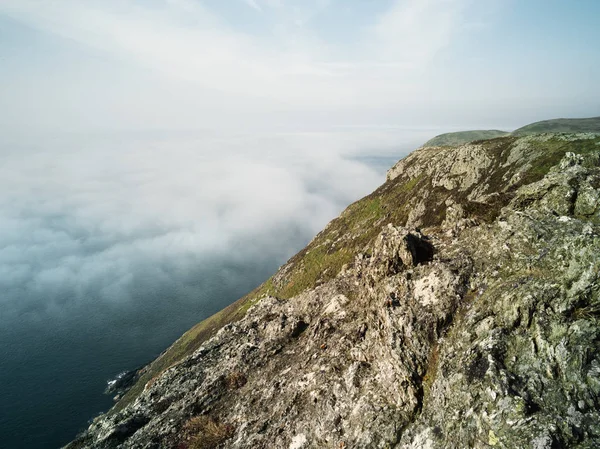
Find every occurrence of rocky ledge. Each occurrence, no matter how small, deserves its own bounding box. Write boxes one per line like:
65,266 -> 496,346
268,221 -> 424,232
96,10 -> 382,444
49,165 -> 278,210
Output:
67,134 -> 600,448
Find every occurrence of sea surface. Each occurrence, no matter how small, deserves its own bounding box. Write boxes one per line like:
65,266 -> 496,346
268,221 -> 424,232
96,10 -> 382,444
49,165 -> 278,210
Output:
0,129 -> 433,448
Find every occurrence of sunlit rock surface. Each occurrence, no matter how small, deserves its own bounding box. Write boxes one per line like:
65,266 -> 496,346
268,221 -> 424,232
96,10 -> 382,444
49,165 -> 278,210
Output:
67,134 -> 600,448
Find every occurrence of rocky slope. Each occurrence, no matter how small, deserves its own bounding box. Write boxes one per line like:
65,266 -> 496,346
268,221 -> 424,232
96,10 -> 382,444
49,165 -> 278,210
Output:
67,133 -> 600,448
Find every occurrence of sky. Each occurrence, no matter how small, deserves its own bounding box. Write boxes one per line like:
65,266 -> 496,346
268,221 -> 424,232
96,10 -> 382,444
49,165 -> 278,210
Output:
0,2 -> 599,447
0,0 -> 599,135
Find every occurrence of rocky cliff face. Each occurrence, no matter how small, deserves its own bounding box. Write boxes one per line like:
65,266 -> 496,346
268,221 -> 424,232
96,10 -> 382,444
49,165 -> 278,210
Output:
67,133 -> 600,449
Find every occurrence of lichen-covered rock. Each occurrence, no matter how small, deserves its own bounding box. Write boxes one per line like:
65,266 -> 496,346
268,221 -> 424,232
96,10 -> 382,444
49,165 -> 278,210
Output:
66,137 -> 600,449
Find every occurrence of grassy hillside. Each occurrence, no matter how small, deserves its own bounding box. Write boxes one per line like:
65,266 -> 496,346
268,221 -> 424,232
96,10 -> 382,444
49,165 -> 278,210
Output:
422,117 -> 600,148
112,133 -> 600,413
423,130 -> 508,147
512,116 -> 600,135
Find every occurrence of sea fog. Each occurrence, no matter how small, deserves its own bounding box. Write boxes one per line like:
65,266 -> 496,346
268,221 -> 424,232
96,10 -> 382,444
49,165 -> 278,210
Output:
0,128 -> 437,448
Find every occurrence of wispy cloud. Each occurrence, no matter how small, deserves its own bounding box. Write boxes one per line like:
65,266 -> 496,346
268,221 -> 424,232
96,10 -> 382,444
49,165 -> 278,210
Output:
0,130 -> 406,320
242,0 -> 262,11
0,0 -> 475,116
369,0 -> 469,67
2,0 -> 598,134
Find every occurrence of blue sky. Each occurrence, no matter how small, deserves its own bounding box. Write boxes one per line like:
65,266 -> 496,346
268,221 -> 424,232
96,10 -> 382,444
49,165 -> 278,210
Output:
0,0 -> 599,134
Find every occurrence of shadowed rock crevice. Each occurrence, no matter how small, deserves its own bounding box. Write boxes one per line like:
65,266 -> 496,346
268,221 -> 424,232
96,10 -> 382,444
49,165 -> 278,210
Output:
404,232 -> 434,265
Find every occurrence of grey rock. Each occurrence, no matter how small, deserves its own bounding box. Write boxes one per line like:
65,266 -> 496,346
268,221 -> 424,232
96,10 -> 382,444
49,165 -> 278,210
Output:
67,137 -> 600,449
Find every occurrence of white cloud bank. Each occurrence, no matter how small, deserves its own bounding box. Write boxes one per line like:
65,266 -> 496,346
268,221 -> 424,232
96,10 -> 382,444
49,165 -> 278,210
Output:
0,130 -> 425,322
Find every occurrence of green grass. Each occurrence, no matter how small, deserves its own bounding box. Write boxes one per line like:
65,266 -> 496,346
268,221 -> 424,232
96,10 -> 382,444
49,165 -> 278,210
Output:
399,175 -> 421,193
423,130 -> 509,147
343,197 -> 384,228
512,116 -> 600,136
519,135 -> 600,185
421,116 -> 600,149
278,246 -> 354,299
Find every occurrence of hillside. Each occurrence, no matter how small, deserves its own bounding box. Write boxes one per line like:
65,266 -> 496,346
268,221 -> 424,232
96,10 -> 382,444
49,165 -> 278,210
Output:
108,130 -> 597,416
422,130 -> 509,147
67,133 -> 600,449
422,116 -> 600,148
512,116 -> 600,135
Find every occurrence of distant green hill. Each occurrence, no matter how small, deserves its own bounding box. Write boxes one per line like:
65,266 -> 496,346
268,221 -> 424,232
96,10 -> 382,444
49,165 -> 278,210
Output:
423,130 -> 509,147
423,116 -> 600,147
512,116 -> 600,135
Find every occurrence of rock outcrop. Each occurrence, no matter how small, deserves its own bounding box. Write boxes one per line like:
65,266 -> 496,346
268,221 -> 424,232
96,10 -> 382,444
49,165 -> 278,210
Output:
67,133 -> 600,449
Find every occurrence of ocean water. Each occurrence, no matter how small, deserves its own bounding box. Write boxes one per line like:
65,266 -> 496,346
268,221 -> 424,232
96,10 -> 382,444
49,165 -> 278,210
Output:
0,261 -> 278,449
0,129 -> 432,448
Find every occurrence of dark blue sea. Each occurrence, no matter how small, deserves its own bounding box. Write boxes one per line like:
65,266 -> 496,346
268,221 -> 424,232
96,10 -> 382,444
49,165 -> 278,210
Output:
0,261 -> 279,449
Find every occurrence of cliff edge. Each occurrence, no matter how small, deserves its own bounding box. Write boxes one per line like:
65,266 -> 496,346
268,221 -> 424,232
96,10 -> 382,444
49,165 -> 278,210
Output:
67,133 -> 600,448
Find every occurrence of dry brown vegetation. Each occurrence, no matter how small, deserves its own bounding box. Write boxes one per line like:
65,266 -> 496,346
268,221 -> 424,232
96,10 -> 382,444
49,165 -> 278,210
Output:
224,370 -> 247,390
179,416 -> 234,449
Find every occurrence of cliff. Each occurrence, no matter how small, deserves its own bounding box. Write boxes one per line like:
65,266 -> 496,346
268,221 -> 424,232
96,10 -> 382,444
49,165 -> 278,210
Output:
67,132 -> 600,448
